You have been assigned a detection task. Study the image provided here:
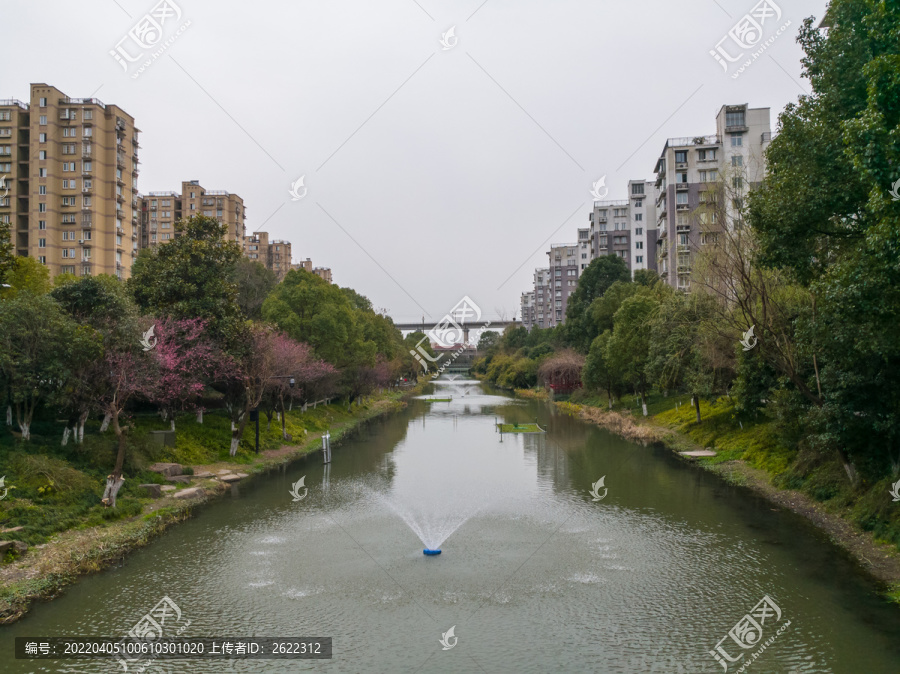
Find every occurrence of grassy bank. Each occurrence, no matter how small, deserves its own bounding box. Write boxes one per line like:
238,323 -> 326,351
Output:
521,388 -> 900,599
0,383 -> 423,623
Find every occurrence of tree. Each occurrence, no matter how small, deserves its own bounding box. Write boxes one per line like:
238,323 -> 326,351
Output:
0,218 -> 13,283
100,346 -> 156,507
477,331 -> 500,352
129,216 -> 243,345
582,331 -> 620,408
743,3 -> 900,481
150,318 -> 232,429
0,256 -> 51,299
0,293 -> 82,440
564,255 -> 630,352
231,258 -> 277,320
605,294 -> 660,414
537,350 -> 585,393
51,275 -> 142,442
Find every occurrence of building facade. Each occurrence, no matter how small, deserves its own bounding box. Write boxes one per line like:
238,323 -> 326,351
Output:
546,243 -> 581,328
520,291 -> 535,330
139,179 -> 246,249
654,104 -> 770,288
313,267 -> 332,283
533,267 -> 551,329
244,231 -> 292,280
1,83 -> 141,279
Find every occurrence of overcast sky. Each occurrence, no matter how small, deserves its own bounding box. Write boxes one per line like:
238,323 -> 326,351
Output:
6,0 -> 828,322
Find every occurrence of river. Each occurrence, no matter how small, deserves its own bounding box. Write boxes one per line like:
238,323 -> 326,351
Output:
3,379 -> 900,673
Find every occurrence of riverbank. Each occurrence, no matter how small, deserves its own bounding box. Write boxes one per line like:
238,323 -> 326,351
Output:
0,384 -> 423,624
524,389 -> 900,602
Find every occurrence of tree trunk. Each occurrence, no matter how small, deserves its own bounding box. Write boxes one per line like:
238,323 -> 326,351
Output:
15,403 -> 32,440
230,412 -> 248,456
6,405 -> 11,425
693,394 -> 702,424
100,412 -> 112,432
62,427 -> 71,446
170,419 -> 175,431
196,409 -> 204,424
78,410 -> 89,444
837,447 -> 858,485
103,408 -> 127,507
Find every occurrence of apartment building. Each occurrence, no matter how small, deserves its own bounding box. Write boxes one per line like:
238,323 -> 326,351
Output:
313,267 -> 333,284
586,179 -> 658,277
577,227 -> 591,273
546,243 -> 581,327
244,231 -> 292,280
520,291 -> 535,330
1,83 -> 141,279
533,267 -> 551,330
292,258 -> 312,273
654,104 -> 770,288
139,179 -> 246,248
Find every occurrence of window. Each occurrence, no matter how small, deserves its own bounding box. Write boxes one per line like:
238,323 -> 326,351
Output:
598,236 -> 608,246
634,199 -> 642,208
732,177 -> 743,189
63,162 -> 75,171
635,214 -> 643,222
38,256 -> 47,265
698,149 -> 717,161
83,162 -> 92,172
731,155 -> 743,167
581,253 -> 587,259
83,196 -> 91,206
116,234 -> 123,246
39,167 -> 47,177
39,185 -> 46,195
39,97 -> 47,107
82,230 -> 91,241
39,150 -> 47,160
39,115 -> 47,125
39,133 -> 46,143
636,241 -> 644,250
555,270 -> 561,277
63,128 -> 73,138
631,183 -> 645,196
733,198 -> 744,210
190,204 -> 195,210
38,238 -> 46,248
635,227 -> 643,236
699,170 -> 717,182
83,248 -> 92,260
730,135 -> 743,147
63,197 -> 76,206
39,203 -> 46,212
39,220 -> 46,230
676,193 -> 689,205
675,150 -> 688,163
83,127 -> 92,137
83,110 -> 92,120
678,233 -> 689,246
676,172 -> 688,184
636,256 -> 643,264
190,192 -> 195,198
726,110 -> 746,127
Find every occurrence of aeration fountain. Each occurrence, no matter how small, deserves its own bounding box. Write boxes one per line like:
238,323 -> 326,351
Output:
423,549 -> 441,556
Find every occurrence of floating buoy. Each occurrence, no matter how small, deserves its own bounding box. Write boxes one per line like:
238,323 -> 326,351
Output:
423,549 -> 442,556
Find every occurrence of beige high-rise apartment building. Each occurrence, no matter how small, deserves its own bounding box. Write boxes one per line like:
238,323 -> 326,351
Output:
138,179 -> 246,248
292,258 -> 312,273
244,231 -> 292,280
1,83 -> 141,279
313,267 -> 333,284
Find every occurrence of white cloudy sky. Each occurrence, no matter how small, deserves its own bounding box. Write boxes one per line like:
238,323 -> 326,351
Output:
5,0 -> 827,322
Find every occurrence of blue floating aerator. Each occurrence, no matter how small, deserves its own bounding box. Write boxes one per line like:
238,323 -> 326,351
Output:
423,549 -> 442,556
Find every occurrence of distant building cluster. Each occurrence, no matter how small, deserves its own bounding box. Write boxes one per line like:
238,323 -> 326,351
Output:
521,103 -> 771,330
0,83 -> 321,283
290,258 -> 333,284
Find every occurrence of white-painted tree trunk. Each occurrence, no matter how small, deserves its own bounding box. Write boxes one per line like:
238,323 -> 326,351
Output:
231,421 -> 236,432
170,419 -> 175,431
100,412 -> 112,432
62,427 -> 71,446
19,421 -> 30,440
302,403 -> 307,413
230,435 -> 241,456
5,406 -> 11,425
77,411 -> 88,444
102,475 -> 125,508
196,409 -> 203,424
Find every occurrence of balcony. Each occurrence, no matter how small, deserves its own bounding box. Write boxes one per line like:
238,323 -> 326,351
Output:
676,183 -> 689,191
116,153 -> 126,168
676,203 -> 690,211
725,124 -> 748,134
82,185 -> 92,194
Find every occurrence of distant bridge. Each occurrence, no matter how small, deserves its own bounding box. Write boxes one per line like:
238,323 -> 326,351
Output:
392,319 -> 519,336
